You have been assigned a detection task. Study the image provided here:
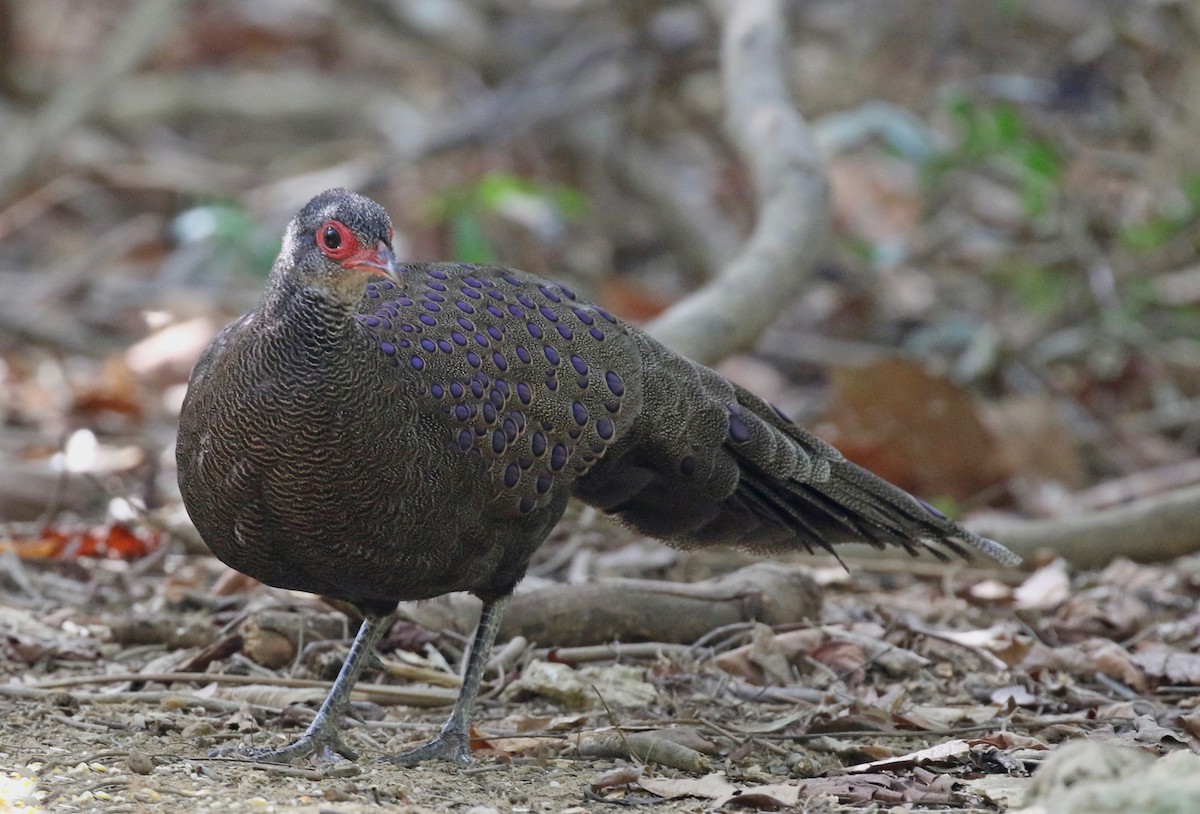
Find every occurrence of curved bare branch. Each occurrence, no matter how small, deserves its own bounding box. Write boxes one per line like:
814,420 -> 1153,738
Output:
646,0 -> 831,364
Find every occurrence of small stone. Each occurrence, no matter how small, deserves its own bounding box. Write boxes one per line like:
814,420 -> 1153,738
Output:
127,751 -> 154,775
181,721 -> 216,738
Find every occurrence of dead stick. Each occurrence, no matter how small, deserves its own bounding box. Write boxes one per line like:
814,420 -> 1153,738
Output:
32,671 -> 454,707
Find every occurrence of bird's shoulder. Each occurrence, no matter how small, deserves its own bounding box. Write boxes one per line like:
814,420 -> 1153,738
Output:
348,262 -> 642,513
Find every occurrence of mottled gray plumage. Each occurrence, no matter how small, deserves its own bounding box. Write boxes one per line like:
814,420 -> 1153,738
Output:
176,188 -> 1017,766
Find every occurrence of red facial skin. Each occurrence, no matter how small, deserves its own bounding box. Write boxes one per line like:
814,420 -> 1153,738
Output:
317,220 -> 396,278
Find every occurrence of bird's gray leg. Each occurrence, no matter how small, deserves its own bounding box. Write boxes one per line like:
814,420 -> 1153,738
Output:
382,595 -> 509,766
212,614 -> 393,763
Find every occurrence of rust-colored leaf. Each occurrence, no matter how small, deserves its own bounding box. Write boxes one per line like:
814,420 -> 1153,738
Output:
817,359 -> 1006,501
2,523 -> 159,561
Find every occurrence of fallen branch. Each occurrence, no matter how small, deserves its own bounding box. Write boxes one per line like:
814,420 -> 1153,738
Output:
971,483 -> 1200,569
646,0 -> 831,363
575,730 -> 712,773
398,562 -> 821,648
33,671 -> 456,707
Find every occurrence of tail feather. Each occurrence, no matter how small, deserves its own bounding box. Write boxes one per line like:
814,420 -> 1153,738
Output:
574,332 -> 1020,567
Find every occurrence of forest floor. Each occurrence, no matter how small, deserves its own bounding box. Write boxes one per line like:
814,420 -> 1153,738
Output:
1,530 -> 1198,813
4,1 -> 1200,812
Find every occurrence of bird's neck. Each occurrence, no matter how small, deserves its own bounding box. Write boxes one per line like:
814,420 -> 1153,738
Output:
260,274 -> 361,353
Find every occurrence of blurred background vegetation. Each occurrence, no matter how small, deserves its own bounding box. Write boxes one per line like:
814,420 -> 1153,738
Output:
1,0 -> 1199,534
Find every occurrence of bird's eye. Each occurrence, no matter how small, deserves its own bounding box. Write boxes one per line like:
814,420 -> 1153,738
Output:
316,220 -> 356,260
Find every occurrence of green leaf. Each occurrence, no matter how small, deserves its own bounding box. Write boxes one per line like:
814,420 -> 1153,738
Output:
1120,217 -> 1186,251
990,105 -> 1024,149
1006,263 -> 1072,314
1183,175 -> 1200,210
475,173 -> 537,210
552,185 -> 589,221
1022,141 -> 1062,181
449,212 -> 494,264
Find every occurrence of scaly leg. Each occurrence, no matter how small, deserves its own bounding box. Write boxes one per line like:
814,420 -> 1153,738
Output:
382,595 -> 509,766
213,614 -> 392,763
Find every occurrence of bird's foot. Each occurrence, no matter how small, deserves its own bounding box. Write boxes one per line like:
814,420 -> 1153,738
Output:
380,729 -> 471,767
210,729 -> 358,764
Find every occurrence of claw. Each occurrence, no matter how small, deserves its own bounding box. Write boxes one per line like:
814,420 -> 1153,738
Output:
210,728 -> 357,764
204,616 -> 391,765
380,728 -> 471,766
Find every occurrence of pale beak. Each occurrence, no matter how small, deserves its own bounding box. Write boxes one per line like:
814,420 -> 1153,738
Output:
346,241 -> 398,280
373,242 -> 398,280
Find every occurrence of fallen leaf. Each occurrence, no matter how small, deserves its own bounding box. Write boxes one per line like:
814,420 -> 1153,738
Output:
1050,587 -> 1151,643
597,278 -> 675,322
70,356 -> 145,425
513,713 -> 589,733
933,623 -> 1033,667
715,782 -> 801,809
990,685 -> 1038,706
1133,646 -> 1200,685
125,317 -> 220,381
713,627 -> 823,685
811,640 -> 868,677
589,765 -> 642,791
844,738 -> 972,773
472,735 -> 560,758
817,359 -> 1006,500
1131,714 -> 1189,746
900,704 -> 1003,729
1079,638 -> 1147,691
503,660 -> 657,708
1,523 -> 161,561
967,579 -> 1013,603
638,773 -> 736,801
1014,559 -> 1071,610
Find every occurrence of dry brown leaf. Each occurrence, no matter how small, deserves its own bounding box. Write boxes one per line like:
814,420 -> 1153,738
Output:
212,686 -> 326,707
596,278 -> 675,322
125,317 -> 220,381
788,773 -> 959,805
811,640 -> 868,677
70,356 -> 145,425
638,773 -> 737,801
1,522 -> 161,561
1133,646 -> 1200,685
1177,711 -> 1200,740
827,154 -> 922,244
746,623 -> 796,685
713,627 -> 823,685
715,782 -> 801,809
816,359 -> 1006,500
1078,638 -> 1148,691
900,704 -> 1003,729
473,735 -> 560,758
1130,714 -> 1189,746
513,713 -> 589,733
589,765 -> 642,791
1050,588 -> 1152,643
1096,701 -> 1149,721
844,738 -> 972,773
1014,558 -> 1071,610
935,624 -> 1033,667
